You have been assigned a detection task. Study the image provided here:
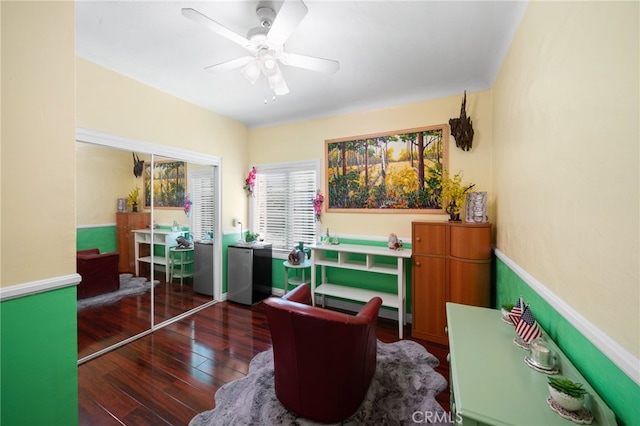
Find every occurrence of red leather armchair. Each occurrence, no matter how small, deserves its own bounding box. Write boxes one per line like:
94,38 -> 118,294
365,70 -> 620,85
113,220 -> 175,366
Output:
76,249 -> 120,299
263,284 -> 382,423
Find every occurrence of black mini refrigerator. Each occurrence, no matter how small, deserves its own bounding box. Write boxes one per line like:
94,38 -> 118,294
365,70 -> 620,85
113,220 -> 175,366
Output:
227,243 -> 272,305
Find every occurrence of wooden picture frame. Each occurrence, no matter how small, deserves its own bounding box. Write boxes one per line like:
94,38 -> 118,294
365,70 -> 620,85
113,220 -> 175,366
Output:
143,160 -> 187,209
325,124 -> 448,212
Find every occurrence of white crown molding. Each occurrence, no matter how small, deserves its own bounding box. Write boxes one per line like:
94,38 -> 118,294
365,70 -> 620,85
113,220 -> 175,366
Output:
75,127 -> 221,166
0,274 -> 81,302
495,248 -> 640,386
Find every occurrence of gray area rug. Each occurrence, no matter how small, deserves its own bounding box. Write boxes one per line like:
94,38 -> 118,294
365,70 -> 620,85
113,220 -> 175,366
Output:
77,274 -> 155,310
190,339 -> 449,425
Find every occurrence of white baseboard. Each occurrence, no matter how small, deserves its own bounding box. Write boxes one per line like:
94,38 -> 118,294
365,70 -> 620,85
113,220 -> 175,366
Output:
495,248 -> 639,385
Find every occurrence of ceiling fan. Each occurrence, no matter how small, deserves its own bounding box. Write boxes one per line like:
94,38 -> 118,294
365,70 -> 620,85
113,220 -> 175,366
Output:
182,1 -> 340,97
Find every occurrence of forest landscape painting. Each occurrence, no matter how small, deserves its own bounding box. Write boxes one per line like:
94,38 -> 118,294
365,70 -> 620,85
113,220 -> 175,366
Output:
143,160 -> 187,208
326,125 -> 448,212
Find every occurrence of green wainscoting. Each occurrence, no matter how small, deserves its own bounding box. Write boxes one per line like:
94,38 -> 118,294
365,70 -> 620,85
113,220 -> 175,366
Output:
495,256 -> 639,426
76,225 -> 117,253
0,286 -> 79,426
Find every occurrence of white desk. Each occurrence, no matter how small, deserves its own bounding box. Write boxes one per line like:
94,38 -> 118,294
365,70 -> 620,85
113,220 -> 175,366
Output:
309,243 -> 412,338
133,229 -> 187,281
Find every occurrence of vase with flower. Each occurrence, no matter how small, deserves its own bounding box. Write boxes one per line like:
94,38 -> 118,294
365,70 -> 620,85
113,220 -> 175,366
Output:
244,167 -> 257,197
440,172 -> 475,222
184,194 -> 192,217
128,186 -> 140,213
313,190 -> 324,222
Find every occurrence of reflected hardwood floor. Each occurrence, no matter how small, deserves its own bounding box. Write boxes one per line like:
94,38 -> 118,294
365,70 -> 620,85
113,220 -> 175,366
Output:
78,274 -> 211,359
78,300 -> 450,425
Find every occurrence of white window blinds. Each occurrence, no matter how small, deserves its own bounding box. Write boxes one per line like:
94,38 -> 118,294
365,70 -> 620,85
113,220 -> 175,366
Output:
251,161 -> 318,251
189,169 -> 215,241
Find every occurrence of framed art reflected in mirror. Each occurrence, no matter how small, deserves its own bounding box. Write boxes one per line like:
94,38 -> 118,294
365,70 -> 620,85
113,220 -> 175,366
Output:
143,160 -> 187,209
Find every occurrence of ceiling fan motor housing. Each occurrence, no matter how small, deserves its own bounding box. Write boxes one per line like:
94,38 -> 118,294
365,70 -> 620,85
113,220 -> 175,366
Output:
256,6 -> 275,28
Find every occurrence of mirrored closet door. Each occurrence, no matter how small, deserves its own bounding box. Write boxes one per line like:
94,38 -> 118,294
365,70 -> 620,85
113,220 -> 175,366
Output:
76,134 -> 221,362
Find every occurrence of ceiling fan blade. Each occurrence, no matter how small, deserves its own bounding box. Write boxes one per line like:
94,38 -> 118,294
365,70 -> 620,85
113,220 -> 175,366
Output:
267,0 -> 308,46
182,8 -> 250,48
205,56 -> 256,73
267,64 -> 290,95
280,52 -> 340,73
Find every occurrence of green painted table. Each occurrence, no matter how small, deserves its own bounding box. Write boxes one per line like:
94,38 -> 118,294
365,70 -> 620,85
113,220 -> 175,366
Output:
446,303 -> 616,426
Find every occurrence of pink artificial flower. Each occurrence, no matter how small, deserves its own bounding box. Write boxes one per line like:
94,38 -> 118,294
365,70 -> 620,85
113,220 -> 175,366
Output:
184,194 -> 192,216
244,167 -> 257,195
313,190 -> 324,221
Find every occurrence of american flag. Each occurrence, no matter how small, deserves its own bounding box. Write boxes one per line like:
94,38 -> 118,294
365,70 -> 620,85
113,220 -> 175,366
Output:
509,296 -> 524,326
516,305 -> 542,343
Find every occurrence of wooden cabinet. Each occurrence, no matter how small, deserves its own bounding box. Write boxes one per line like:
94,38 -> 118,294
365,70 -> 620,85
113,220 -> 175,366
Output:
411,221 -> 492,344
116,212 -> 150,273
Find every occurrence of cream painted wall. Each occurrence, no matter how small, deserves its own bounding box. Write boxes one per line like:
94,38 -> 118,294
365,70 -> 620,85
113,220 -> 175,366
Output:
1,2 -> 76,286
76,143 -> 133,225
76,146 -> 203,228
493,2 -> 639,355
248,90 -> 493,239
76,58 -> 249,234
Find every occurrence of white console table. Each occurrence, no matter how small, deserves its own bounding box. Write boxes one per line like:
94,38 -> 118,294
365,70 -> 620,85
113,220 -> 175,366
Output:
309,243 -> 412,338
133,229 -> 187,281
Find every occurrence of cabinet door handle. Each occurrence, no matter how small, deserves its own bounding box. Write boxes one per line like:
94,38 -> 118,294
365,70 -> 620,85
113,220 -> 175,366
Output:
416,237 -> 421,242
414,260 -> 421,267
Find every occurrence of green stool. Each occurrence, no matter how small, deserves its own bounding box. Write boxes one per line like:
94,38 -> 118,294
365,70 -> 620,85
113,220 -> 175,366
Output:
169,246 -> 194,286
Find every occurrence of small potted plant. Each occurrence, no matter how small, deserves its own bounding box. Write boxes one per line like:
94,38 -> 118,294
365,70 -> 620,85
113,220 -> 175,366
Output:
245,231 -> 259,243
439,171 -> 475,222
548,376 -> 588,411
128,186 -> 140,212
501,303 -> 514,317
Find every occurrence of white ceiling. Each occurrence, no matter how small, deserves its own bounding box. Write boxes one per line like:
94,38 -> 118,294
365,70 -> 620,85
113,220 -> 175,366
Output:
75,1 -> 528,129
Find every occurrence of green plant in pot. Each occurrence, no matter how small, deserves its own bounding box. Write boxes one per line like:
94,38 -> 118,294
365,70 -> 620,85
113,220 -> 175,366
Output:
127,186 -> 140,212
501,303 -> 514,317
548,376 -> 587,411
439,171 -> 475,222
245,231 -> 259,243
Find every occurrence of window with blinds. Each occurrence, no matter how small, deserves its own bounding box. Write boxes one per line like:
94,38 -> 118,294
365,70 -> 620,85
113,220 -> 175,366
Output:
189,169 -> 216,241
250,161 -> 319,251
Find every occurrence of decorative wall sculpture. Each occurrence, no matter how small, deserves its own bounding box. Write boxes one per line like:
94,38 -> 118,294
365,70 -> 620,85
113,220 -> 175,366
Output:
449,91 -> 474,151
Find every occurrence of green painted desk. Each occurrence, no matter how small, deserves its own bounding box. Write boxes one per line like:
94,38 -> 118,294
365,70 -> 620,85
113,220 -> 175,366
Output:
446,303 -> 616,426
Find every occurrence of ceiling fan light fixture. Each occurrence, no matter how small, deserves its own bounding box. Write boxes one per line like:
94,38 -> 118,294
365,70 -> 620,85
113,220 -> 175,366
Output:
268,71 -> 289,96
241,60 -> 261,84
259,50 -> 279,77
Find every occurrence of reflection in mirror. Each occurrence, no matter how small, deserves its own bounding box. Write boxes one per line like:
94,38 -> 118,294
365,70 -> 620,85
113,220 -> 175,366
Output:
76,142 -> 152,359
149,155 -> 214,326
76,143 -> 218,361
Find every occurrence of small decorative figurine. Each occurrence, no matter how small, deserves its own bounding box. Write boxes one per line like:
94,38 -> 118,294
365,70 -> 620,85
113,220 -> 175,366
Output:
388,233 -> 403,250
176,236 -> 192,249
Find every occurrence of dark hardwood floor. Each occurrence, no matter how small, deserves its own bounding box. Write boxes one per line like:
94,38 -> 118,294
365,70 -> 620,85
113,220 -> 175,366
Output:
78,274 -> 212,359
78,299 -> 450,425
